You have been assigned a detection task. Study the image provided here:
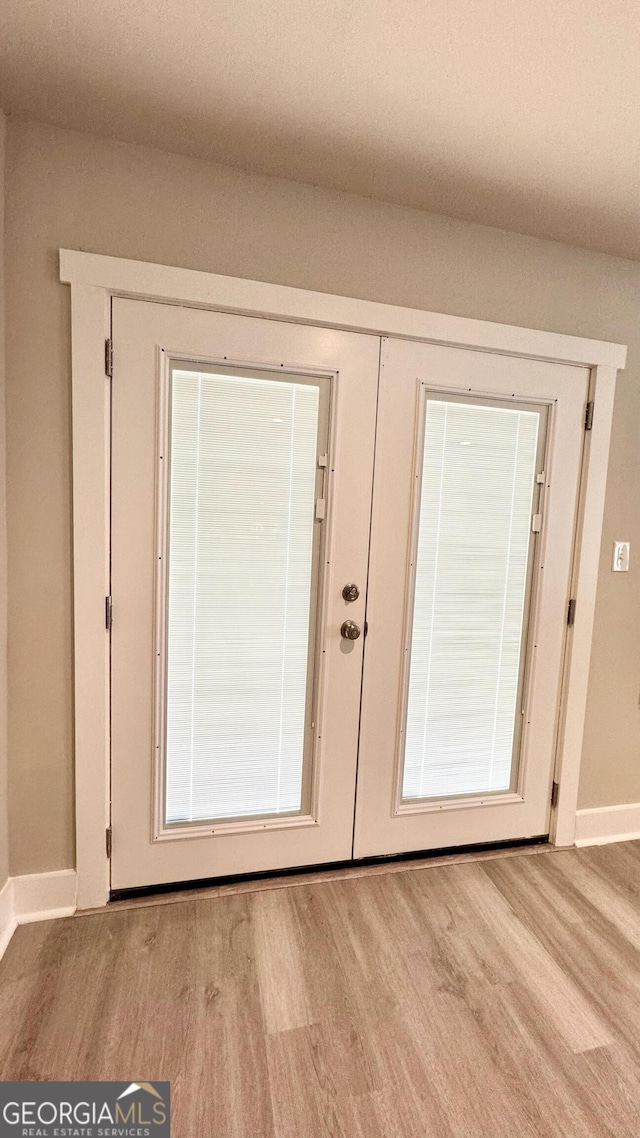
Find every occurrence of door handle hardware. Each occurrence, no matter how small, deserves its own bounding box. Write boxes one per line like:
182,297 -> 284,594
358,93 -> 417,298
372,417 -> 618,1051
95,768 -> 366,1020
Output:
342,583 -> 360,602
341,620 -> 361,640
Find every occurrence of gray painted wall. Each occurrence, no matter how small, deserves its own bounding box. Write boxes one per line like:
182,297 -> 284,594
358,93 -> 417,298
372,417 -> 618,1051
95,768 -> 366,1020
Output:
5,118 -> 640,873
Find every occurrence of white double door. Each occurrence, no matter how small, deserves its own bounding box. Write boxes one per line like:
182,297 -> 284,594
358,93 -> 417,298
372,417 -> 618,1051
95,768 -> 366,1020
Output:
110,299 -> 588,890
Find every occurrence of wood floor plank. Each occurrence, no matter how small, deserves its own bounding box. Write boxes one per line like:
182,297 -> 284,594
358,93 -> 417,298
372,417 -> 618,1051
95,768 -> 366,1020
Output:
582,840 -> 640,898
3,841 -> 640,1136
266,1025 -> 367,1138
251,887 -> 314,1035
186,895 -> 275,1138
396,864 -> 520,988
455,861 -> 612,1053
566,1041 -> 640,1138
0,907 -> 141,1080
310,875 -> 522,1137
286,883 -> 360,1026
437,977 -> 600,1138
557,846 -> 640,951
482,851 -> 640,1058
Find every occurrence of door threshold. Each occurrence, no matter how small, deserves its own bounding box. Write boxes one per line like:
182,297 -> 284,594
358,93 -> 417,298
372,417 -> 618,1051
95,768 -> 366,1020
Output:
109,834 -> 549,904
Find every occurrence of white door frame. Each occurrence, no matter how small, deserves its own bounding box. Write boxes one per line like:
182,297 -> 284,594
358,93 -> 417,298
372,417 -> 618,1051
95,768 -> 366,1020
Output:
59,249 -> 627,909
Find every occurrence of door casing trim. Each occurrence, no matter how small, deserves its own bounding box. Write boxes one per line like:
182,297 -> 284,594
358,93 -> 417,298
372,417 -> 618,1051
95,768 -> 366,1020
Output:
59,249 -> 626,909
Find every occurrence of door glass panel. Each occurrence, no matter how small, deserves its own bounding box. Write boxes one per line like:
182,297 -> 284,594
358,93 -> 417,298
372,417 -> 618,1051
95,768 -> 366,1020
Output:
162,363 -> 326,825
402,393 -> 544,802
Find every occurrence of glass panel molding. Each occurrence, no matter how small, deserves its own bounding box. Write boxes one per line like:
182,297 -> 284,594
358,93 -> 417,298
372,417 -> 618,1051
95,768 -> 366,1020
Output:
163,365 -> 323,825
402,395 -> 542,801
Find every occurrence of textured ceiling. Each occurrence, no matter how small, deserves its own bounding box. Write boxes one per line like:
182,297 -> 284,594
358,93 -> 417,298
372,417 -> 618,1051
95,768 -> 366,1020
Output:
1,0 -> 639,258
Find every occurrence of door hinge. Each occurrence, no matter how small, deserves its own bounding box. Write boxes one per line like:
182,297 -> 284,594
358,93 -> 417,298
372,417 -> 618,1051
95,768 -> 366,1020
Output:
551,781 -> 559,808
105,595 -> 113,631
584,401 -> 594,431
567,597 -> 576,626
315,498 -> 326,520
531,513 -> 542,533
105,338 -> 113,378
106,826 -> 113,859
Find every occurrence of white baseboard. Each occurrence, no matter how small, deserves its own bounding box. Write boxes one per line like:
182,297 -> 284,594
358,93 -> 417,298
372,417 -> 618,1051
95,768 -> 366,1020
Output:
574,803 -> 640,846
0,869 -> 77,962
13,869 -> 78,923
0,878 -> 16,961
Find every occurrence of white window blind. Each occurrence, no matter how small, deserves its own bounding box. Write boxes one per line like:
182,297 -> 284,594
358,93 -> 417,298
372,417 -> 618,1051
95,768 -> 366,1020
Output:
402,397 -> 541,801
164,367 -> 321,824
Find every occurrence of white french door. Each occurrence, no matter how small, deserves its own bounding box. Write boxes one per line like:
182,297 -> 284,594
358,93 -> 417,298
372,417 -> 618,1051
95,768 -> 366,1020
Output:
110,301 -> 588,891
110,299 -> 379,889
354,337 -> 588,856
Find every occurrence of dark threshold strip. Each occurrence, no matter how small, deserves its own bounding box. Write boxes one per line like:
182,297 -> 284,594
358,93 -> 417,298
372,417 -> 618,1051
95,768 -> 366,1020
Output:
109,834 -> 549,902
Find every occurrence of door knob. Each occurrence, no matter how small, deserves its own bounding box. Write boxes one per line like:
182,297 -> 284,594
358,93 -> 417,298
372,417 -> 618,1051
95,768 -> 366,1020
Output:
341,620 -> 361,640
342,583 -> 360,602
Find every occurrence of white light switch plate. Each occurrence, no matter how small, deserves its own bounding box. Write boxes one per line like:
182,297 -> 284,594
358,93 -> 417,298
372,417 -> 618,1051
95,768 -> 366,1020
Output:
613,541 -> 630,572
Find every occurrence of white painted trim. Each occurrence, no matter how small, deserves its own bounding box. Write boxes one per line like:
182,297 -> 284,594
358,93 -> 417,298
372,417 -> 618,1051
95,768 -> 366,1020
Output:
60,250 -> 627,370
550,366 -> 618,848
0,877 -> 16,961
0,871 -> 78,962
13,869 -> 78,924
70,283 -> 111,910
574,803 -> 640,846
59,249 -> 627,908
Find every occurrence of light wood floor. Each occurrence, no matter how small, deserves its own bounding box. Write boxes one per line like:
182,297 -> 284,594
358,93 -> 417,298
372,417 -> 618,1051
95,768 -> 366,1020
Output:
2,842 -> 640,1136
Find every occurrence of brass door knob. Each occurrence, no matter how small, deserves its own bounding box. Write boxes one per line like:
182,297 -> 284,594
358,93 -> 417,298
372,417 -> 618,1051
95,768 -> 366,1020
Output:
341,620 -> 361,640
